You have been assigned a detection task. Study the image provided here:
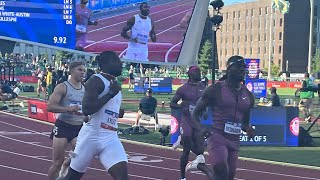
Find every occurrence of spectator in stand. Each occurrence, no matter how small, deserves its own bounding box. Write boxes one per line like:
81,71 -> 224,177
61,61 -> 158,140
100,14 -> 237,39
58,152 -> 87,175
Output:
201,72 -> 209,87
52,71 -> 58,92
36,70 -> 47,100
56,70 -> 64,84
139,64 -> 144,77
47,67 -> 53,97
36,70 -> 43,98
62,71 -> 69,83
41,70 -> 48,100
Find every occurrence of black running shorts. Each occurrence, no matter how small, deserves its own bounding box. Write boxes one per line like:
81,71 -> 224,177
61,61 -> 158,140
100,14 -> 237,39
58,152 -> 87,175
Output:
50,120 -> 83,142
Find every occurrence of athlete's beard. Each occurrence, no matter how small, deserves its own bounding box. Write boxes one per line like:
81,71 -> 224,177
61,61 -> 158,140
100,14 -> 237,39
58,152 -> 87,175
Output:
141,10 -> 149,17
193,76 -> 201,82
189,72 -> 201,82
108,69 -> 122,77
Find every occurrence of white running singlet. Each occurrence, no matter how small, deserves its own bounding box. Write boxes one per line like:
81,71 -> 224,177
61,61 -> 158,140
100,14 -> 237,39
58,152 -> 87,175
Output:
124,14 -> 152,61
70,74 -> 128,173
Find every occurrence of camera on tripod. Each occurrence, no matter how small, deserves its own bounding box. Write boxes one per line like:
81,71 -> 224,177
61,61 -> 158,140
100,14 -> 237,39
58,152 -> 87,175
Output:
159,125 -> 170,146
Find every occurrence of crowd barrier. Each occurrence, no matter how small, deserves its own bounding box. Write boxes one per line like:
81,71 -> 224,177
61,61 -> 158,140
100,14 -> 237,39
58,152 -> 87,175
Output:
28,100 -> 56,123
267,81 -> 302,88
2,76 -> 38,83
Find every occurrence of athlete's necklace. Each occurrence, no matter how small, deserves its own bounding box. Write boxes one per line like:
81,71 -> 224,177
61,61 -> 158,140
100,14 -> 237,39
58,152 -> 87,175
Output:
101,72 -> 116,79
140,13 -> 148,18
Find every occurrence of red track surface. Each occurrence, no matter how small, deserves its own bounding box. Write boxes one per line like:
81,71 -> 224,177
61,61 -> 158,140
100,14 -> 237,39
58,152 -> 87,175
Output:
84,0 -> 195,62
0,112 -> 320,180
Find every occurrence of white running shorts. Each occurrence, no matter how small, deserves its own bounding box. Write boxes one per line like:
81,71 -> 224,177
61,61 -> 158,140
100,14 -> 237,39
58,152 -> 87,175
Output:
124,42 -> 148,61
70,128 -> 128,173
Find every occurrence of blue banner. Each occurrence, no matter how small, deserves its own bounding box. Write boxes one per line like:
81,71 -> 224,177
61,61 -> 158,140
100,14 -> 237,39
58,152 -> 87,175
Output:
134,77 -> 172,94
245,79 -> 267,99
245,59 -> 260,79
240,106 -> 299,146
171,106 -> 300,147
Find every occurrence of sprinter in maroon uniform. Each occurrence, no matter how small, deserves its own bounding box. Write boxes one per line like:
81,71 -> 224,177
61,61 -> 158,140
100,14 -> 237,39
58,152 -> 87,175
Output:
192,56 -> 255,180
171,65 -> 213,180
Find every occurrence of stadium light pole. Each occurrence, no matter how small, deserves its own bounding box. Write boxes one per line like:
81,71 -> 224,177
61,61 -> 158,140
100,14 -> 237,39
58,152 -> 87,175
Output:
210,0 -> 224,83
308,0 -> 314,74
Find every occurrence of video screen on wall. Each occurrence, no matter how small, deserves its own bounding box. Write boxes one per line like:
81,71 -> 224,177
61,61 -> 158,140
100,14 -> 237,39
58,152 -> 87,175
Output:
0,0 -> 198,63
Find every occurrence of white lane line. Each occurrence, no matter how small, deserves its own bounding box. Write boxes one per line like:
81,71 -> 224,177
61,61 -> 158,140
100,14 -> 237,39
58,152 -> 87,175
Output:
0,164 -> 47,176
0,149 -> 163,180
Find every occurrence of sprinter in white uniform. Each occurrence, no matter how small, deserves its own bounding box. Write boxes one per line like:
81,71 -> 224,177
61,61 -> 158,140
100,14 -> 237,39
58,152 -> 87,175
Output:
64,51 -> 128,180
121,2 -> 156,62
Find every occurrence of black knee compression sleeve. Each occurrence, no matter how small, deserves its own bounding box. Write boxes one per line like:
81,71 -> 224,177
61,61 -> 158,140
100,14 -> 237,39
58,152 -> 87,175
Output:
64,167 -> 84,180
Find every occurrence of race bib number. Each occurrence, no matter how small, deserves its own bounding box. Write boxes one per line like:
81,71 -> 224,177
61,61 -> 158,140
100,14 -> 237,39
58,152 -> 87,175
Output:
136,33 -> 148,43
52,126 -> 58,136
189,105 -> 195,114
76,25 -> 86,33
224,121 -> 242,135
103,109 -> 119,127
70,101 -> 82,113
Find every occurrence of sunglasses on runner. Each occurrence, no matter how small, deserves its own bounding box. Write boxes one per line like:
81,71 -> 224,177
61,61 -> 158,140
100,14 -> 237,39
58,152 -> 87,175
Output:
227,58 -> 246,69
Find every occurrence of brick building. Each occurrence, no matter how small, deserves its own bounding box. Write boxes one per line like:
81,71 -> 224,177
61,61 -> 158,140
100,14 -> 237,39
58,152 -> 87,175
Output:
214,0 -> 311,73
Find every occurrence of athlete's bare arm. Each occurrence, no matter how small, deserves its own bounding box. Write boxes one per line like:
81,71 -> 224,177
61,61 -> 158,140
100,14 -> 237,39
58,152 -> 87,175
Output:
150,21 -> 156,42
82,76 -> 121,116
192,84 -> 217,129
242,91 -> 255,137
192,88 -> 211,129
88,12 -> 98,25
180,11 -> 192,28
170,88 -> 183,109
47,83 -> 79,113
121,16 -> 135,40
